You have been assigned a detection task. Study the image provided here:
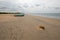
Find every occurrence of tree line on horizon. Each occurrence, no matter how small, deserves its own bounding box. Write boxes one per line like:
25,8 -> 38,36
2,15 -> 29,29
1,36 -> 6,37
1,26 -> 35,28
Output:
0,12 -> 22,14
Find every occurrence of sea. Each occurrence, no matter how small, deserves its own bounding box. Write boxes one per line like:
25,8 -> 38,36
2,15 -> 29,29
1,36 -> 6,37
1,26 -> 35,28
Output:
30,13 -> 60,19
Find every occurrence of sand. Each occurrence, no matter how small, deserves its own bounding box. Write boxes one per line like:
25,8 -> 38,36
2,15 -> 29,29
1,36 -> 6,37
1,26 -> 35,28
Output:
0,14 -> 60,40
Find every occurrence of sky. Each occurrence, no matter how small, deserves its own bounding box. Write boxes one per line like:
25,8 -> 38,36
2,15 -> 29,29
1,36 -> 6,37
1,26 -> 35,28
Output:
0,0 -> 60,13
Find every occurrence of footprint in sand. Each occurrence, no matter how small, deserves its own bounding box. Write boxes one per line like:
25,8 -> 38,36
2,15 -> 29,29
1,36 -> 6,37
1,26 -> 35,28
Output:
39,26 -> 45,30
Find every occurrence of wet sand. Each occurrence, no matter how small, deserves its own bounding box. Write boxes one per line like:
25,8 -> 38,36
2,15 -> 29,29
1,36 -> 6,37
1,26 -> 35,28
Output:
0,14 -> 60,40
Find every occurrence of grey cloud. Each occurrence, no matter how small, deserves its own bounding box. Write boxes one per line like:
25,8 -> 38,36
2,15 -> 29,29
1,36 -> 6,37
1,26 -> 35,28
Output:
0,0 -> 60,13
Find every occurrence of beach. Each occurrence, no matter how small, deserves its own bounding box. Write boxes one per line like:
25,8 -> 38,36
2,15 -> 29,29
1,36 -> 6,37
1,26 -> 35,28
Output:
0,14 -> 60,40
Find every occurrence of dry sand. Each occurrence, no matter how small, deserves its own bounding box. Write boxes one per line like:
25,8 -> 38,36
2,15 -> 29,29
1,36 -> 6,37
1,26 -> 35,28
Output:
0,14 -> 60,40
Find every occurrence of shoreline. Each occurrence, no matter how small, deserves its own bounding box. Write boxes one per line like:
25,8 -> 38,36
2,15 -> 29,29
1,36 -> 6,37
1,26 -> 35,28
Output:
29,13 -> 60,20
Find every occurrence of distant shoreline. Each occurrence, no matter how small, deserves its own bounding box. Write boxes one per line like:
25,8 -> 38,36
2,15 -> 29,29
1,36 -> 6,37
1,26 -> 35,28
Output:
0,12 -> 23,14
30,13 -> 60,19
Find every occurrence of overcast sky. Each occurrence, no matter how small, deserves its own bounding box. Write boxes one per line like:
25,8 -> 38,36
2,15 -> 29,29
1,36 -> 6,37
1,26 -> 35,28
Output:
0,0 -> 60,13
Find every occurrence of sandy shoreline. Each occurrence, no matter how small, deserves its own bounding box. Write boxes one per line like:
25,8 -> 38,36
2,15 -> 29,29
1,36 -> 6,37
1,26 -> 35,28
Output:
0,14 -> 60,40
